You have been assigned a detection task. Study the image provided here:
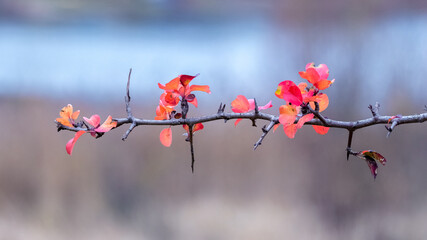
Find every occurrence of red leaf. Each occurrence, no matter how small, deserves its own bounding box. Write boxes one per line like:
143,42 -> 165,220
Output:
275,81 -> 303,106
312,125 -> 329,135
66,130 -> 85,155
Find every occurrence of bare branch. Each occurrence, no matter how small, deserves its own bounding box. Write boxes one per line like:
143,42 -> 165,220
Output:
122,122 -> 137,141
254,120 -> 278,150
186,124 -> 196,173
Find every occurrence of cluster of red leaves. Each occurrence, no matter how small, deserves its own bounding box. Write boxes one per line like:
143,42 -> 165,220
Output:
274,63 -> 334,138
56,104 -> 117,155
156,74 -> 210,146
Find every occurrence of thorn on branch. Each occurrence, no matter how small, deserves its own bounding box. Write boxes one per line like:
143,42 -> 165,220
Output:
368,102 -> 380,118
217,103 -> 226,114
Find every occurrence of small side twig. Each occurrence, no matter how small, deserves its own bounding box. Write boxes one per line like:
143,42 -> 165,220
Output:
121,68 -> 137,140
254,120 -> 277,150
307,104 -> 328,126
217,103 -> 226,114
346,147 -> 358,157
186,124 -> 196,173
368,102 -> 380,119
385,121 -> 398,138
346,130 -> 354,160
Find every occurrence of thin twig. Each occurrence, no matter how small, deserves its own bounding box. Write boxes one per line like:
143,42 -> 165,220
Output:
254,120 -> 277,150
346,130 -> 354,160
186,124 -> 196,173
125,68 -> 133,119
307,104 -> 328,126
385,121 -> 398,138
121,68 -> 137,140
252,98 -> 259,127
122,122 -> 137,141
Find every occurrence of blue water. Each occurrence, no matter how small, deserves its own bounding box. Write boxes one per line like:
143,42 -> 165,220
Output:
0,15 -> 426,105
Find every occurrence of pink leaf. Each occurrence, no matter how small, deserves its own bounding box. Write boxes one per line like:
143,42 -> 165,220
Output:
83,115 -> 101,128
66,130 -> 85,155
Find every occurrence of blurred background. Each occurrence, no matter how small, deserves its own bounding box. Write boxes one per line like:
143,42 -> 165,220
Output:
1,0 -> 427,239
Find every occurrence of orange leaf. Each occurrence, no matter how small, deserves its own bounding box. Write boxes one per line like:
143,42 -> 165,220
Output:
299,68 -> 320,85
160,128 -> 172,147
279,105 -> 298,125
283,124 -> 297,138
161,92 -> 180,107
309,93 -> 329,112
312,125 -> 329,135
158,77 -> 180,91
96,116 -> 117,133
56,104 -> 80,127
231,95 -> 250,113
314,79 -> 334,90
188,96 -> 198,108
189,85 -> 211,94
183,123 -> 204,133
